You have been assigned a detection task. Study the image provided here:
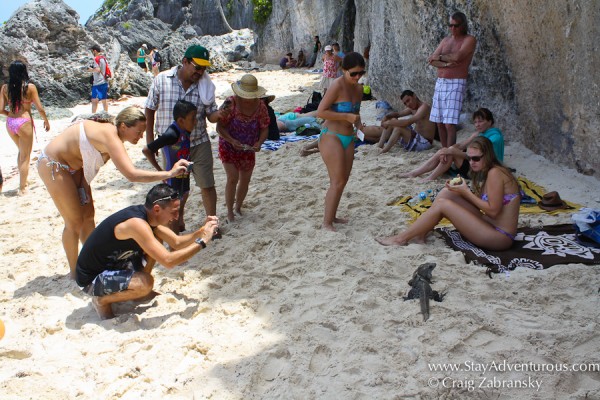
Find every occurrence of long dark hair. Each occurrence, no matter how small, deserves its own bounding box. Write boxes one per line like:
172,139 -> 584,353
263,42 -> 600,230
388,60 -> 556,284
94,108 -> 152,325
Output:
468,136 -> 515,196
7,61 -> 30,113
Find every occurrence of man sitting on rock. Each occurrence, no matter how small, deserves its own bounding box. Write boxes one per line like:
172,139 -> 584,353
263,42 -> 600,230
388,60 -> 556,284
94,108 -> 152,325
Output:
376,90 -> 437,154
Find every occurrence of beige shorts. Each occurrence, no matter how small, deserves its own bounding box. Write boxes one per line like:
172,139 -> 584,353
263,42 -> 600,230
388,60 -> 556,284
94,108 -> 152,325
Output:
190,141 -> 215,188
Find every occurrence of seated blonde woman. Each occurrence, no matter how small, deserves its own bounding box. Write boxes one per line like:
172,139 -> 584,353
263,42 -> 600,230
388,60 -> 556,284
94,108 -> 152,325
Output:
377,136 -> 519,250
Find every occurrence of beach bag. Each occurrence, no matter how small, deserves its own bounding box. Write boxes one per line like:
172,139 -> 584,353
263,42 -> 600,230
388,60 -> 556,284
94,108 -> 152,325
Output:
301,91 -> 322,113
295,125 -> 320,136
572,208 -> 600,248
310,91 -> 322,104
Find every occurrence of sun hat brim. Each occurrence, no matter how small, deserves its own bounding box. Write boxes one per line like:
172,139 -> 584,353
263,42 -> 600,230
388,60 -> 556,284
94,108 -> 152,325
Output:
231,81 -> 267,99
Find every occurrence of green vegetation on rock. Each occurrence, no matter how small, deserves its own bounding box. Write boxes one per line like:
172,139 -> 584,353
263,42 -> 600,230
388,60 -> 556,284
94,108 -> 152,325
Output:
98,0 -> 130,17
252,0 -> 272,24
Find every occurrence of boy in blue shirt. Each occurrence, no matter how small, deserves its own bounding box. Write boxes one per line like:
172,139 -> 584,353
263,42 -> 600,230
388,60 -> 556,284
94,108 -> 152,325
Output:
143,100 -> 197,233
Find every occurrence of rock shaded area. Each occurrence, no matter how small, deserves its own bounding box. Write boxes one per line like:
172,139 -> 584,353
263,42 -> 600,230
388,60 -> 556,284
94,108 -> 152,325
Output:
0,0 -> 597,175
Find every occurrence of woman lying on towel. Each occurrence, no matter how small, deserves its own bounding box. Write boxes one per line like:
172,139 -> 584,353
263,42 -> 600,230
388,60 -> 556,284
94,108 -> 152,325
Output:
377,136 -> 520,250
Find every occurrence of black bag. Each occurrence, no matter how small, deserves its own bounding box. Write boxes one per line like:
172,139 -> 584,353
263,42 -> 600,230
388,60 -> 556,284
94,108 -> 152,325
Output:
154,51 -> 162,63
310,91 -> 322,104
300,91 -> 322,113
295,126 -> 320,136
89,75 -> 94,85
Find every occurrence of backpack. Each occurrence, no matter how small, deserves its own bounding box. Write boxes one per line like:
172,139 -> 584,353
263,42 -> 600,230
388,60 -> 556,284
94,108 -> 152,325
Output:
153,51 -> 162,63
300,91 -> 322,113
95,55 -> 112,79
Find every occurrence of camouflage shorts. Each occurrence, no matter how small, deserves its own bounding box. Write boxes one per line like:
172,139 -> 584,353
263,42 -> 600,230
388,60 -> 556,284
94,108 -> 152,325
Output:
83,269 -> 135,297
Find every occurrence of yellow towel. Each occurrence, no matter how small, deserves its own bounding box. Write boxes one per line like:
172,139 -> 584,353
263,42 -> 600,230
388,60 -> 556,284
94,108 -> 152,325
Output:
390,177 -> 581,225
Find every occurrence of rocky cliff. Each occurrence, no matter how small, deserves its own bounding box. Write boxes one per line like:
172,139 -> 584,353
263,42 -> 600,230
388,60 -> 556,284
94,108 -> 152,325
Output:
0,0 -> 597,175
246,0 -> 599,176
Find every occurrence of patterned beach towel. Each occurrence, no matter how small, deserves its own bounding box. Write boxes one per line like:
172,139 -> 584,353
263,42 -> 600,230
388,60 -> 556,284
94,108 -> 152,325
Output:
436,224 -> 600,274
388,177 -> 582,225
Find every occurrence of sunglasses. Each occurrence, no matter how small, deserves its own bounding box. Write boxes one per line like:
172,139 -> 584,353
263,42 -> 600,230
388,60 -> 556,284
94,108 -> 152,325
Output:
466,155 -> 483,162
152,192 -> 180,204
188,60 -> 206,71
448,23 -> 462,28
349,70 -> 366,77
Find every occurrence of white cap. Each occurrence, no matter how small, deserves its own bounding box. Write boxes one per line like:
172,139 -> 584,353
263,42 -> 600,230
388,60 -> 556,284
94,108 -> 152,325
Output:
324,45 -> 332,51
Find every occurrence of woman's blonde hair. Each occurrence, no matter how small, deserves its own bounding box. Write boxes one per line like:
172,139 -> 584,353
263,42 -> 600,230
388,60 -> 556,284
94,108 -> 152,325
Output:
468,136 -> 515,196
115,106 -> 146,128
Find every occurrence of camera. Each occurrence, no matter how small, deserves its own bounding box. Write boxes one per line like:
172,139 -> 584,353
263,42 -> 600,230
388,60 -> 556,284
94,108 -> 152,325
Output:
186,162 -> 194,173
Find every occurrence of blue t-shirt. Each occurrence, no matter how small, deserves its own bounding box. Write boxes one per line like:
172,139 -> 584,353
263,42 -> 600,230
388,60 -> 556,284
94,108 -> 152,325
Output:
481,127 -> 504,162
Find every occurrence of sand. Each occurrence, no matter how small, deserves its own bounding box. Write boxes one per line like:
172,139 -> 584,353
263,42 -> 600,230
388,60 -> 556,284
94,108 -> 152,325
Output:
1,67 -> 599,399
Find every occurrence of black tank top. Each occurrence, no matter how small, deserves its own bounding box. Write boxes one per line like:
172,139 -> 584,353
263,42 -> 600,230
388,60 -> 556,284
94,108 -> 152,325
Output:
76,205 -> 148,287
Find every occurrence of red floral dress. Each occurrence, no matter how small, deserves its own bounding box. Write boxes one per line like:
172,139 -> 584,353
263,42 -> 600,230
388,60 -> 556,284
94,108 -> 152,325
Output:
218,96 -> 270,171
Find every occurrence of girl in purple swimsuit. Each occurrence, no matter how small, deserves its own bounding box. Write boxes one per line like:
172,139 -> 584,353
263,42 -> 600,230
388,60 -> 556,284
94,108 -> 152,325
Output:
377,136 -> 520,251
0,60 -> 50,195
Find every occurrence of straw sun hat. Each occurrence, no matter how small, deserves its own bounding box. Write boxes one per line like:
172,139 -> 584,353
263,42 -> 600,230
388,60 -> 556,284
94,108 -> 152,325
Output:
231,74 -> 267,99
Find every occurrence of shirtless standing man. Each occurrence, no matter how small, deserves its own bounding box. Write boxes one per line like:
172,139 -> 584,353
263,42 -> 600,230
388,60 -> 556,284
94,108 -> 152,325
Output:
377,90 -> 436,154
427,11 -> 476,148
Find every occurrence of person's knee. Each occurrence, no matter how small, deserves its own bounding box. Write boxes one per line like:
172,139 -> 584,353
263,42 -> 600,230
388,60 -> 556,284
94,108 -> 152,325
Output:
64,217 -> 85,234
330,177 -> 348,191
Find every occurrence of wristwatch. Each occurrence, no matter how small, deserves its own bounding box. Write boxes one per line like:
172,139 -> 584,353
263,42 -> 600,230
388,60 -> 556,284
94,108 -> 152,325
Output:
195,237 -> 207,249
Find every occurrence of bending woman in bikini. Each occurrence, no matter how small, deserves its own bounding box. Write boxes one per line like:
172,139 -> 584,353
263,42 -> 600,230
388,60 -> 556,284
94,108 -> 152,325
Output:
37,107 -> 189,279
377,136 -> 520,251
0,60 -> 50,195
317,52 -> 366,231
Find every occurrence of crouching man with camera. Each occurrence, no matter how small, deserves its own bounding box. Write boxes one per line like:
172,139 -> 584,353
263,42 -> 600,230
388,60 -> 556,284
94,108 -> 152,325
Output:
76,183 -> 218,320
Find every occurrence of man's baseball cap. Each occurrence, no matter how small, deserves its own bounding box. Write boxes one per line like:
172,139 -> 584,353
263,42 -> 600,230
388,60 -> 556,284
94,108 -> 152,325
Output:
184,45 -> 211,67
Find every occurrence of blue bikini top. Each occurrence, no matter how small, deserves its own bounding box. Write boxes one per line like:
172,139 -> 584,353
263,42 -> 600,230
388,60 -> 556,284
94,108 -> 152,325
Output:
331,101 -> 361,113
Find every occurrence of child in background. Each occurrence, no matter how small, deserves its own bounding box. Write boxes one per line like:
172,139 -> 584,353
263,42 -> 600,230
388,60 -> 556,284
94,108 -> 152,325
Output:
143,100 -> 197,234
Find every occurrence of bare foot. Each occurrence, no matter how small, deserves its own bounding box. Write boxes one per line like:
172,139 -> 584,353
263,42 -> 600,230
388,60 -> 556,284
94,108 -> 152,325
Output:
138,290 -> 161,303
92,297 -> 115,320
321,223 -> 336,232
235,207 -> 243,216
300,147 -> 319,157
17,188 -> 28,196
227,211 -> 235,222
399,172 -> 415,178
375,236 -> 407,246
333,217 -> 348,224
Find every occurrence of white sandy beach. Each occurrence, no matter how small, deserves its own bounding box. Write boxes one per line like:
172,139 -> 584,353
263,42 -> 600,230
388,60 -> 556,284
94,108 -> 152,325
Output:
1,67 -> 599,399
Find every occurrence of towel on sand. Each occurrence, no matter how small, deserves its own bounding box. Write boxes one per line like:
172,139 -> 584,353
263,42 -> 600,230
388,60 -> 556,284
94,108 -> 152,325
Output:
436,224 -> 600,274
388,177 -> 582,225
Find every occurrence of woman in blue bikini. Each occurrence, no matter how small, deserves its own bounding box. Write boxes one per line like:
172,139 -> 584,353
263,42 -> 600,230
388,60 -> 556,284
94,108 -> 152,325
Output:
377,136 -> 520,250
0,60 -> 50,195
317,52 -> 366,231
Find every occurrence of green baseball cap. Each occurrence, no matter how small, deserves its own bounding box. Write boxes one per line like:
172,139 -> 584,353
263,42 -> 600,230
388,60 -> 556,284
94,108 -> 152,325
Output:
184,45 -> 211,67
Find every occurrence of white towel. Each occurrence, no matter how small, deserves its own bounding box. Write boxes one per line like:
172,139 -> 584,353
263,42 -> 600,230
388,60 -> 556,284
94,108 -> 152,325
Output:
198,71 -> 216,105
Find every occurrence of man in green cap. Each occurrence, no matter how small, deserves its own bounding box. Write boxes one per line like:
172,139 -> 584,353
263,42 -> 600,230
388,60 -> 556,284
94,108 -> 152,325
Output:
145,45 -> 225,234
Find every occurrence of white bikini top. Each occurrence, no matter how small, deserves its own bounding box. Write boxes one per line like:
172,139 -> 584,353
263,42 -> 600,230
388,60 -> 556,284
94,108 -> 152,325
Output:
79,121 -> 105,184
